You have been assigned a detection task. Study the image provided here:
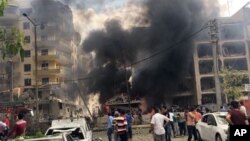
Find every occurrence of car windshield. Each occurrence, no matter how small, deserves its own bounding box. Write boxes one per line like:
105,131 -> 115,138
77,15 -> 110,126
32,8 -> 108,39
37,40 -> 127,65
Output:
216,115 -> 228,125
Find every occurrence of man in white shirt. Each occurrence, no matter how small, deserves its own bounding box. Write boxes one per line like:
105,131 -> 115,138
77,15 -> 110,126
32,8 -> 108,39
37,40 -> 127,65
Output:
169,109 -> 176,137
150,107 -> 170,141
240,100 -> 247,116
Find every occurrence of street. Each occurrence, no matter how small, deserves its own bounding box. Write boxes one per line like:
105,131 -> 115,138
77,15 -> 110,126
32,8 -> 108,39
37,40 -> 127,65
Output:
93,115 -> 187,141
93,128 -> 187,141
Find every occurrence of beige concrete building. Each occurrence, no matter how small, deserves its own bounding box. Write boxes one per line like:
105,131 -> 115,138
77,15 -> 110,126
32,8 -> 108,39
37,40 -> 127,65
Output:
193,3 -> 250,109
0,1 -> 85,121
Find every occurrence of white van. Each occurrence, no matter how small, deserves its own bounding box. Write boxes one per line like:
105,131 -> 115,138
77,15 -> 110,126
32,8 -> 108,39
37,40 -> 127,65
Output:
45,118 -> 92,141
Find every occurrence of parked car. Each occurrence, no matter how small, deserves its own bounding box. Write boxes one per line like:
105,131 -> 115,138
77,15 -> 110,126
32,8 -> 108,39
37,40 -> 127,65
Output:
196,112 -> 228,141
45,118 -> 92,141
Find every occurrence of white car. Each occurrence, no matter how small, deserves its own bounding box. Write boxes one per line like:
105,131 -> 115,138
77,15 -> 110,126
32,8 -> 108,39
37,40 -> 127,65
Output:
45,118 -> 92,141
196,112 -> 228,141
25,133 -> 73,141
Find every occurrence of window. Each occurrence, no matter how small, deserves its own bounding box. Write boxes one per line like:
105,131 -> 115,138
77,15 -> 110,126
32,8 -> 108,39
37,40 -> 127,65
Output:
40,22 -> 47,30
24,50 -> 31,57
24,36 -> 31,43
41,35 -> 48,41
59,102 -> 63,109
20,8 -> 32,16
201,115 -> 209,123
24,78 -> 32,86
41,62 -> 49,70
42,77 -> 49,85
23,22 -> 30,30
207,115 -> 217,126
41,49 -> 48,55
24,64 -> 31,72
221,24 -> 244,40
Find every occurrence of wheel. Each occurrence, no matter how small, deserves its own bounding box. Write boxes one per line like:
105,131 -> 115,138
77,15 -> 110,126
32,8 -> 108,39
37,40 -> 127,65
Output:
216,134 -> 222,141
196,130 -> 202,141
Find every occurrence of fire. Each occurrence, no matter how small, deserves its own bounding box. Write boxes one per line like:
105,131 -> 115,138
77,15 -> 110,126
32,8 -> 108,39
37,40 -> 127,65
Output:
87,93 -> 101,114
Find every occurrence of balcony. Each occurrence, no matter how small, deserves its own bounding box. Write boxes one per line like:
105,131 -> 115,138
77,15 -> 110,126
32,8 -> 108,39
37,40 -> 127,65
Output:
37,40 -> 72,53
37,54 -> 72,66
36,67 -> 60,76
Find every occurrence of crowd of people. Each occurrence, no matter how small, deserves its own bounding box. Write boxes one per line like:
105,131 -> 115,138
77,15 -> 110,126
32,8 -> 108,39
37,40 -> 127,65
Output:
106,100 -> 249,141
150,106 -> 203,141
0,113 -> 27,141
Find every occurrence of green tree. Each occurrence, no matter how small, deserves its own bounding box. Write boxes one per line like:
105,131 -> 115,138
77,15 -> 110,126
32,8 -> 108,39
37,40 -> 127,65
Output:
0,28 -> 25,61
0,0 -> 8,16
221,68 -> 248,102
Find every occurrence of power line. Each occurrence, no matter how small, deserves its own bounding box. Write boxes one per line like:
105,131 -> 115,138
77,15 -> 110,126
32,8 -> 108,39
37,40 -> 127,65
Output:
129,24 -> 209,67
71,21 -> 210,82
1,20 -> 211,85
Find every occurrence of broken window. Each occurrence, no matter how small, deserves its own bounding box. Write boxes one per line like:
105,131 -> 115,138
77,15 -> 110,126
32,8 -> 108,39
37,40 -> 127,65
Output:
177,79 -> 193,92
220,24 -> 244,40
202,94 -> 217,104
197,43 -> 213,58
222,42 -> 246,57
200,77 -> 215,92
199,60 -> 213,74
224,58 -> 247,71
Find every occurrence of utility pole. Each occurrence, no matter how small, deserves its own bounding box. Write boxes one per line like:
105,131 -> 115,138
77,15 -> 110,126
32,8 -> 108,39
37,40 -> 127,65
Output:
209,19 -> 222,109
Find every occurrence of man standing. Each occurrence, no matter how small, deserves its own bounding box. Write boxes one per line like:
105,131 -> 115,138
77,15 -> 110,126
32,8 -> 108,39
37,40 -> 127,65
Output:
226,101 -> 249,125
239,100 -> 247,117
0,121 -> 7,140
3,114 -> 9,138
126,110 -> 133,141
114,110 -> 128,141
186,107 -> 197,141
150,107 -> 170,141
6,113 -> 27,140
107,113 -> 114,141
168,109 -> 175,138
226,101 -> 249,141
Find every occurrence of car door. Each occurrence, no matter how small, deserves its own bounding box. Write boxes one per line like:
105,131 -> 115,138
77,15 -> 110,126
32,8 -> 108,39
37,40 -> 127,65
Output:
198,115 -> 210,140
206,115 -> 217,141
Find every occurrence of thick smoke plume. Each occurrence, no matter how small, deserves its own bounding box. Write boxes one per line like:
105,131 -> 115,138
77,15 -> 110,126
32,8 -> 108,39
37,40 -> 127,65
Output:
82,0 -> 219,107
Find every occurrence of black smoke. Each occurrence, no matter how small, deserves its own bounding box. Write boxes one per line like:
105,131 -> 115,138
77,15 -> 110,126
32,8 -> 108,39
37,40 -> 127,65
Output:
82,0 -> 219,106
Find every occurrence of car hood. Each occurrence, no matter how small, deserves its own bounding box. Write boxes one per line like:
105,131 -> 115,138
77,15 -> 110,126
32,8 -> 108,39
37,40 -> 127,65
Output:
218,124 -> 229,130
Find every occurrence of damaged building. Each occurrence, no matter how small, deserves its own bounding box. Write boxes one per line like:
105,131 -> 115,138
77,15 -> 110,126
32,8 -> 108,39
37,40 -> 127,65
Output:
0,0 -> 85,121
193,3 -> 250,109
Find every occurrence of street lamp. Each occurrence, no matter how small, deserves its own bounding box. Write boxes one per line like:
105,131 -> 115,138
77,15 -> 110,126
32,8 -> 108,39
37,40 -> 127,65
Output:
22,13 -> 39,121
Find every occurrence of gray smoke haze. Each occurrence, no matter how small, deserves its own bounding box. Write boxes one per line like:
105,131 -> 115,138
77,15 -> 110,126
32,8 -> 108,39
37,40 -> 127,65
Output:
82,0 -> 219,107
31,0 -> 79,100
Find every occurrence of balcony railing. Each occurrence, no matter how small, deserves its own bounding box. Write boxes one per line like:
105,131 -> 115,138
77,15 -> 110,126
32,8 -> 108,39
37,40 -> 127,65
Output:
37,40 -> 72,53
36,67 -> 60,76
37,54 -> 72,66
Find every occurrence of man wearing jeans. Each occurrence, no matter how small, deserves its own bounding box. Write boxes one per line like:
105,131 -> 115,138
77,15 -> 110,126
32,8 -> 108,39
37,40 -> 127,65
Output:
186,107 -> 197,141
150,107 -> 170,141
107,113 -> 114,141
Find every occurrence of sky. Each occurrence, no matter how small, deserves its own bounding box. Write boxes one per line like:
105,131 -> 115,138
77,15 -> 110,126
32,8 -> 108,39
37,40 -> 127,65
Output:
219,0 -> 250,16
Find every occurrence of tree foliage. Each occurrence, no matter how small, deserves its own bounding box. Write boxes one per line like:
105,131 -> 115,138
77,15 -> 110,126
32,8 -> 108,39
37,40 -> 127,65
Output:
221,68 -> 248,100
0,0 -> 8,16
0,28 -> 25,61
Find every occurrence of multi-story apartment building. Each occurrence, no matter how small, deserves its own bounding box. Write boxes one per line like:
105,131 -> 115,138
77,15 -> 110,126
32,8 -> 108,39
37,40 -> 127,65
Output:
193,3 -> 250,109
0,1 -> 85,121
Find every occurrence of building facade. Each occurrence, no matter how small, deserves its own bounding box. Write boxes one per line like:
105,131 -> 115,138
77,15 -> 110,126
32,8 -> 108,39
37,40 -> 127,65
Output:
0,1 -> 85,121
193,4 -> 250,109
